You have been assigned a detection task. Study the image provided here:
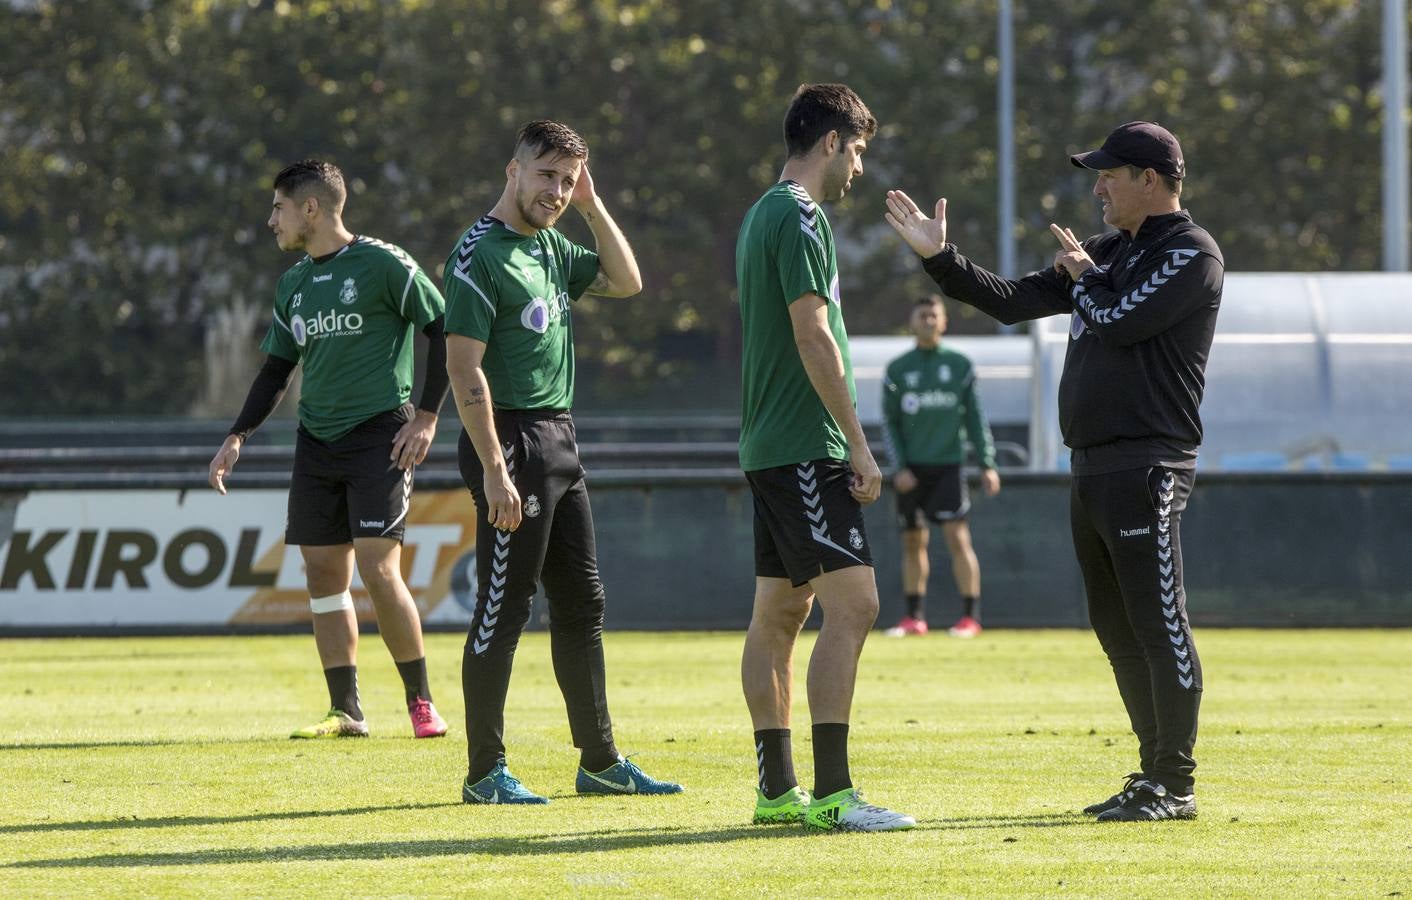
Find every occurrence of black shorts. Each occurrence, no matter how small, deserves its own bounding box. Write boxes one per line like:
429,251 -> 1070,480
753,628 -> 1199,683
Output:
286,404 -> 415,546
896,463 -> 970,529
746,458 -> 873,587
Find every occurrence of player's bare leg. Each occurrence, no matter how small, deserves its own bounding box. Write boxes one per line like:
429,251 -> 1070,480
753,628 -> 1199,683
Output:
742,578 -> 814,729
887,528 -> 931,636
354,536 -> 445,737
304,544 -> 357,668
743,577 -> 813,823
805,565 -> 878,723
801,564 -> 913,831
291,544 -> 368,738
942,520 -> 982,637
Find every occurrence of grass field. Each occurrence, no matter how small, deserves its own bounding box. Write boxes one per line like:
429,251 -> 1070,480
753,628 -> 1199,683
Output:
0,629 -> 1408,897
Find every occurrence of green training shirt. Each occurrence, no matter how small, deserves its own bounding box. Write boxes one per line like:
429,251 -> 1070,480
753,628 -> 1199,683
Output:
260,236 -> 445,442
736,181 -> 855,471
442,216 -> 600,411
881,344 -> 996,469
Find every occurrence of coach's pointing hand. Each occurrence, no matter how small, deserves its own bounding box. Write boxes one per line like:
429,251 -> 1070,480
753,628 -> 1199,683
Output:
885,190 -> 948,258
1049,223 -> 1096,281
208,434 -> 241,495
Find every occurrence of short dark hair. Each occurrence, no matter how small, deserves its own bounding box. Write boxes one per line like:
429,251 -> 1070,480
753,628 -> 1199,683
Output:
272,159 -> 346,213
783,83 -> 877,158
1125,164 -> 1182,197
915,293 -> 944,309
514,120 -> 589,163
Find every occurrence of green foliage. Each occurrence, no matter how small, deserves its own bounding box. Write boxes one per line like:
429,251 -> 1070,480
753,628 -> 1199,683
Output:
0,1 -> 1401,413
0,630 -> 1407,894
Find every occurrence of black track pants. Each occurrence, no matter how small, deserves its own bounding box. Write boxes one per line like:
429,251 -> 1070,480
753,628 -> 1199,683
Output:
457,411 -> 613,779
1071,466 -> 1202,793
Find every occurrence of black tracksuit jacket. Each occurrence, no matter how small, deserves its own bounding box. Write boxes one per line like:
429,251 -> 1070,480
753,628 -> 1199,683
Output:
922,211 -> 1225,475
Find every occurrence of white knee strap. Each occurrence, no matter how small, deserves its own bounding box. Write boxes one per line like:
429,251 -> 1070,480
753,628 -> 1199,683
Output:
310,590 -> 354,614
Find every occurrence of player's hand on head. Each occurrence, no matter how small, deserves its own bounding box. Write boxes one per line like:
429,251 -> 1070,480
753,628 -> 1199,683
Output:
570,163 -> 597,209
849,448 -> 883,505
208,435 -> 241,495
884,190 -> 947,258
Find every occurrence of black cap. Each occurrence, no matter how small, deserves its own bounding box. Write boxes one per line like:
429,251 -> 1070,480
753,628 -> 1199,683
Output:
1070,121 -> 1185,179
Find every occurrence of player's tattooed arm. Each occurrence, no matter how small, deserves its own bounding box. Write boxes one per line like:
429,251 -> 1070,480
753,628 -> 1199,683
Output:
461,385 -> 487,408
447,334 -> 522,531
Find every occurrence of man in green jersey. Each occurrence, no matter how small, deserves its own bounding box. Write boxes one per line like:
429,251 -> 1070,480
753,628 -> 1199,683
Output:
443,121 -> 681,804
736,84 -> 913,832
882,294 -> 1000,639
208,160 -> 449,740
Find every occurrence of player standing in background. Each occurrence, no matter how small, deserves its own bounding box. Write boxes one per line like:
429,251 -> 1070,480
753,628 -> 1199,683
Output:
444,120 -> 682,804
882,294 -> 1000,639
885,122 -> 1223,822
736,84 -> 914,832
208,159 -> 449,740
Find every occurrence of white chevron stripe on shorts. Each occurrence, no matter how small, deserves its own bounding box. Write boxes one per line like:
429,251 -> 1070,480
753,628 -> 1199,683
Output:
1154,472 -> 1194,688
797,463 -> 864,565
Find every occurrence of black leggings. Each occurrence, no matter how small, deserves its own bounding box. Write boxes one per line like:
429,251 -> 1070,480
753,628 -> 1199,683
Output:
457,412 -> 613,780
1071,466 -> 1202,793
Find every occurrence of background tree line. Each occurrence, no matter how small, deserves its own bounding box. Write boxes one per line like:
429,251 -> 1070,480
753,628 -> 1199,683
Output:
0,0 -> 1396,416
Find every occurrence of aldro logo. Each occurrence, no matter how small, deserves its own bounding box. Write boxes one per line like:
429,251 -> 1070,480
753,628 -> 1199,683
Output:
291,308 -> 365,347
520,291 -> 571,335
900,390 -> 958,415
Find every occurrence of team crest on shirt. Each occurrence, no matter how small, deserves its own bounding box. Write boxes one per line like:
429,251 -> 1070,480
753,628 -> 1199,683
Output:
339,277 -> 358,305
848,527 -> 864,550
939,364 -> 951,383
524,494 -> 541,518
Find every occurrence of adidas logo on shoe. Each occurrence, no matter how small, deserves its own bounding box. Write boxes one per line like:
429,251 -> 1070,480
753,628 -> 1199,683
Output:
1095,778 -> 1196,822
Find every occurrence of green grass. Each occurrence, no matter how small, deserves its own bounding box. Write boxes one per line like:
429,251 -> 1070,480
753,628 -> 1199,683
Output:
0,630 -> 1408,897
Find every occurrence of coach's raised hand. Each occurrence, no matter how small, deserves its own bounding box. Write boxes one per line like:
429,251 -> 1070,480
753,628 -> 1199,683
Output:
885,190 -> 948,258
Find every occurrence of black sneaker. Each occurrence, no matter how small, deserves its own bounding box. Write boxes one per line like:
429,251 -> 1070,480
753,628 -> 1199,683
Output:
1095,778 -> 1197,822
1082,772 -> 1146,816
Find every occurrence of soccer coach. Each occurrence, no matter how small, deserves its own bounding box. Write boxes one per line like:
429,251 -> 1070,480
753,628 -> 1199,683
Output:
884,122 -> 1223,822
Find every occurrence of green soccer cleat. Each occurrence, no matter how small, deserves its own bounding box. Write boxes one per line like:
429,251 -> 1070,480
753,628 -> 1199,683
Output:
752,785 -> 811,824
805,787 -> 916,832
289,708 -> 369,740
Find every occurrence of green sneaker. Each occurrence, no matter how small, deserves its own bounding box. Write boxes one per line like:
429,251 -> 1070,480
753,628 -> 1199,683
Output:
289,708 -> 369,740
752,785 -> 811,824
805,787 -> 915,832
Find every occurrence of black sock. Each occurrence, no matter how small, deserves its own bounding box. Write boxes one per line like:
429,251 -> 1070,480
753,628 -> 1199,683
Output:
905,593 -> 924,620
812,723 -> 852,798
754,728 -> 797,798
580,742 -> 621,773
962,595 -> 980,621
324,665 -> 362,720
468,756 -> 505,785
395,657 -> 432,704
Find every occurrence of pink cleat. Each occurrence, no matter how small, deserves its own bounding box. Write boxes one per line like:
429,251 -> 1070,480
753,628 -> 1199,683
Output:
948,616 -> 982,638
408,697 -> 448,738
884,616 -> 929,637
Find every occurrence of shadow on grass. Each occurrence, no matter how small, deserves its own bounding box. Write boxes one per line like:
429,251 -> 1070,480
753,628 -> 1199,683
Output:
0,737 -> 278,752
0,802 -> 461,835
6,814 -> 1092,867
7,823 -> 813,868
